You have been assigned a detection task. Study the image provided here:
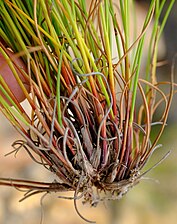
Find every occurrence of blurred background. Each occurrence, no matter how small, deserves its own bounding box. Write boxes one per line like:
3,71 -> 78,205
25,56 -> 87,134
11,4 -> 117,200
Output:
0,1 -> 177,224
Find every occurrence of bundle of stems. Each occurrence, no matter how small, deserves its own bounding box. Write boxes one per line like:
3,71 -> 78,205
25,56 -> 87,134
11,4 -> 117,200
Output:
0,0 -> 175,222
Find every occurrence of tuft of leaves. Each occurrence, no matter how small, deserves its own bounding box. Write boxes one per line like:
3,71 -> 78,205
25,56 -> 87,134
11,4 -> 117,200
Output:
0,0 -> 175,222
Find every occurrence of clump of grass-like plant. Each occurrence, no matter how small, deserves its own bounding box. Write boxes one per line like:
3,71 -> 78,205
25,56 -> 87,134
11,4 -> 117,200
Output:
0,0 -> 175,222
